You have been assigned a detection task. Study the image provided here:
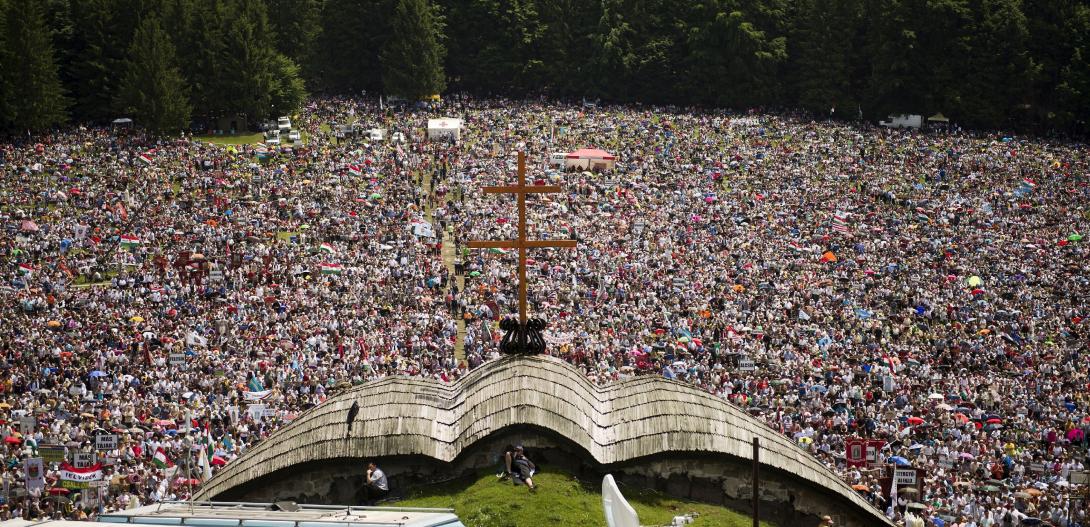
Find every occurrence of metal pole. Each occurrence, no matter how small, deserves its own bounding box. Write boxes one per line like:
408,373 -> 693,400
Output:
752,437 -> 759,527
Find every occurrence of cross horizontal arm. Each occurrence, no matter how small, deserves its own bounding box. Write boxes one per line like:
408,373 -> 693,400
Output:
482,185 -> 563,194
467,239 -> 578,249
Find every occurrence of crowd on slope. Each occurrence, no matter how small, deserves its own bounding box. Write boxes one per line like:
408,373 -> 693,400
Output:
1,96 -> 1087,527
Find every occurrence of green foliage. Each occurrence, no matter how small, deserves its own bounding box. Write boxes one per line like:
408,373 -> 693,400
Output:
0,0 -> 69,130
1,0 -> 1089,134
116,16 -> 191,132
266,0 -> 322,66
313,0 -> 389,94
270,53 -> 308,116
381,0 -> 447,99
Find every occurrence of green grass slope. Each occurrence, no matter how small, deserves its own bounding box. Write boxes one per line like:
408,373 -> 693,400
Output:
396,470 -> 775,527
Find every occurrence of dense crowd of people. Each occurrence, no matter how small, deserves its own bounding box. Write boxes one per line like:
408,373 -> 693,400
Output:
1,96 -> 1087,527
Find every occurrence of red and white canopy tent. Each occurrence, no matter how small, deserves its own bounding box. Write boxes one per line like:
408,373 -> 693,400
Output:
565,148 -> 616,171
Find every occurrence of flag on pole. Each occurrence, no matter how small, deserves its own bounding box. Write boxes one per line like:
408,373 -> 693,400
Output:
153,447 -> 175,469
320,263 -> 343,275
348,164 -> 362,177
199,440 -> 213,481
247,376 -> 265,392
17,263 -> 34,277
319,243 -> 335,254
120,234 -> 141,249
138,150 -> 154,165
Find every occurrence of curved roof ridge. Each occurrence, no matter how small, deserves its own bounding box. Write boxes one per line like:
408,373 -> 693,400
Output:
194,356 -> 892,525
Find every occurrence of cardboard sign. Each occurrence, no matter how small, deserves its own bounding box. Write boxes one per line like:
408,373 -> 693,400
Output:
882,375 -> 895,392
73,452 -> 94,469
169,353 -> 186,366
894,468 -> 917,486
95,433 -> 118,451
39,445 -> 66,463
246,404 -> 267,421
737,358 -> 757,372
19,416 -> 36,435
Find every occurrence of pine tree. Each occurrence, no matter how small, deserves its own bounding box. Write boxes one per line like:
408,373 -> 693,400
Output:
313,0 -> 380,93
266,0 -> 322,66
0,0 -> 10,127
381,0 -> 447,99
215,0 -> 277,120
66,0 -> 120,121
1,0 -> 69,131
790,0 -> 862,116
116,16 -> 191,132
269,53 -> 308,116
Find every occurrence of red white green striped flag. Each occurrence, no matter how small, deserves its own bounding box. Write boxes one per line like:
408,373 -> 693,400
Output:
152,447 -> 174,468
120,234 -> 141,249
319,243 -> 335,254
320,263 -> 343,275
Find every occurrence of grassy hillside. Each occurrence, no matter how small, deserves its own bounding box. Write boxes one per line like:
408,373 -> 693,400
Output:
396,469 -> 775,527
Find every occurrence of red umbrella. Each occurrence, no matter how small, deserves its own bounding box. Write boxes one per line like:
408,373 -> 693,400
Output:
3,436 -> 21,444
48,487 -> 70,495
906,416 -> 925,425
970,288 -> 985,295
211,456 -> 227,466
986,418 -> 1003,424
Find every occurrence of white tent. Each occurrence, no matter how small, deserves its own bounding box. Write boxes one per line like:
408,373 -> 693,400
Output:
427,118 -> 462,141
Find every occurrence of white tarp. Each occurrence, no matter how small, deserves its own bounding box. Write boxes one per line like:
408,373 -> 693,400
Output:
427,118 -> 462,141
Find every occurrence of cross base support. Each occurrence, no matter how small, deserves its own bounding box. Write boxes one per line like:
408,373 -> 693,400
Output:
498,317 -> 548,355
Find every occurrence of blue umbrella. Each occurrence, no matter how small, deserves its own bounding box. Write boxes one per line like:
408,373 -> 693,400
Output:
88,370 -> 107,378
887,456 -> 911,466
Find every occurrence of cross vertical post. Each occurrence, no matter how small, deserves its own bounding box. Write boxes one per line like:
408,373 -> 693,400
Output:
466,151 -> 577,354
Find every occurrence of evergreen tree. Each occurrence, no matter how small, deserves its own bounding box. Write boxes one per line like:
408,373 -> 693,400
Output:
789,0 -> 862,116
66,0 -> 120,121
381,0 -> 447,99
1,0 -> 69,130
440,0 -> 546,93
954,0 -> 1036,129
314,0 -> 388,94
269,53 -> 308,115
215,0 -> 277,119
0,0 -> 11,126
266,0 -> 322,67
116,16 -> 191,132
682,0 -> 787,107
169,0 -> 224,119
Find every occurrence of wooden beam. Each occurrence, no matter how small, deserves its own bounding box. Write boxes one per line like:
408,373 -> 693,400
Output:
466,240 -> 578,249
482,185 -> 563,194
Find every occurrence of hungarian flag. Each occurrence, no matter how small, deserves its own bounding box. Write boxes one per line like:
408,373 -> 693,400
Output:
488,248 -> 508,255
1022,178 -> 1036,188
320,263 -> 343,275
138,150 -> 154,165
152,447 -> 174,469
120,234 -> 141,249
348,164 -> 362,176
319,243 -> 335,254
17,263 -> 34,277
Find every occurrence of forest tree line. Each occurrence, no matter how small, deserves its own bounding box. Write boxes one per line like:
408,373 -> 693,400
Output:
0,0 -> 1088,134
